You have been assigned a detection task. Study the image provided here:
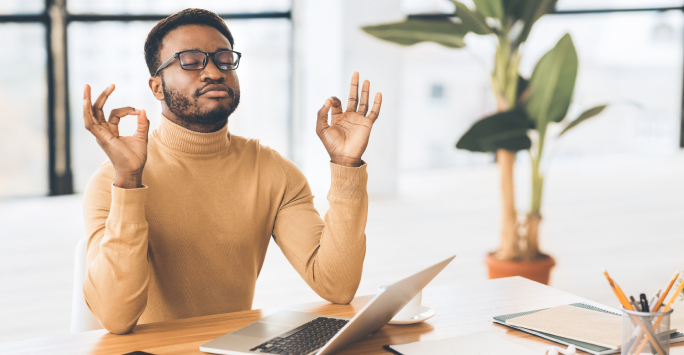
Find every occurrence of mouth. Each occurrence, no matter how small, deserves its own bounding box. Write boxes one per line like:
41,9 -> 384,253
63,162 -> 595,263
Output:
198,84 -> 232,98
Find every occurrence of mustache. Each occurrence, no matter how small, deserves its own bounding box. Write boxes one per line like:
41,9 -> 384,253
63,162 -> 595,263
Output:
193,83 -> 235,99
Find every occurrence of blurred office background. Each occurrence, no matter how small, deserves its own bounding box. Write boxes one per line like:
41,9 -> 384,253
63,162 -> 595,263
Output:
2,0 -> 684,343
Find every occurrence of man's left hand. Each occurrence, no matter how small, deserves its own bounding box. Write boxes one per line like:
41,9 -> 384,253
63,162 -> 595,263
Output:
316,72 -> 382,167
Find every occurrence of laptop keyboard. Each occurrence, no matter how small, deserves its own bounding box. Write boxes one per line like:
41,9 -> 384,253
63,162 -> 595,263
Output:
249,317 -> 349,355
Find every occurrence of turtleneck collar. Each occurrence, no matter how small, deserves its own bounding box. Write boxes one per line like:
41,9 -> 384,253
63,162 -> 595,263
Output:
154,113 -> 230,154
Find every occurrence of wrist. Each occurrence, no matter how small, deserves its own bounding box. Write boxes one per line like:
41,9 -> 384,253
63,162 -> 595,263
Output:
114,172 -> 143,189
330,156 -> 363,167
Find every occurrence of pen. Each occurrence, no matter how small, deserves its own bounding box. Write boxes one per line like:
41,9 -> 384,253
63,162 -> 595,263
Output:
640,293 -> 650,313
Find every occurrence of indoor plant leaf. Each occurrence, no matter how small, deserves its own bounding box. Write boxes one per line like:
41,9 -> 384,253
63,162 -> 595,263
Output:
524,33 -> 578,129
361,18 -> 468,49
516,0 -> 558,44
450,1 -> 495,35
456,109 -> 532,152
472,0 -> 504,21
557,104 -> 607,137
502,0 -> 528,22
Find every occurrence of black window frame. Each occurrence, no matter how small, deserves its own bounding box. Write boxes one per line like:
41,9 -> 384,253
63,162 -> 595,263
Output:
0,0 -> 291,196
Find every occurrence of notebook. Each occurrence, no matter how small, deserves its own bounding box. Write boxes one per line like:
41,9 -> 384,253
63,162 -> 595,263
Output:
493,303 -> 684,355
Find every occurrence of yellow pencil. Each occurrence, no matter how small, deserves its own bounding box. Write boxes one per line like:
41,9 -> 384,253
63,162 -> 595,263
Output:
603,269 -> 634,310
652,271 -> 679,312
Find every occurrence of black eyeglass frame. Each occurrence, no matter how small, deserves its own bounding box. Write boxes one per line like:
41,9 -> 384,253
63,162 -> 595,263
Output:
154,49 -> 242,77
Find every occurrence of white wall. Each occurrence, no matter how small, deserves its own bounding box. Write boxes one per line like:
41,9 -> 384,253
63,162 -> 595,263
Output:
293,0 -> 403,198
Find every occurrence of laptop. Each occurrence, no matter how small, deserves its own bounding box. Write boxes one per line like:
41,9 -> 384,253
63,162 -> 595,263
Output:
200,255 -> 456,355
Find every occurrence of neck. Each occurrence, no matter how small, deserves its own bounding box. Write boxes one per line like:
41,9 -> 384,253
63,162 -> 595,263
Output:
162,106 -> 228,133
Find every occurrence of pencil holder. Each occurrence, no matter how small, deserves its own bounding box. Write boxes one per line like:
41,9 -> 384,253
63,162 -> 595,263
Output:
621,307 -> 673,355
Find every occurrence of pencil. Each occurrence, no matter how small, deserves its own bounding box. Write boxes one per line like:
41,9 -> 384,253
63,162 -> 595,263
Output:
603,270 -> 634,310
652,271 -> 679,312
633,272 -> 684,355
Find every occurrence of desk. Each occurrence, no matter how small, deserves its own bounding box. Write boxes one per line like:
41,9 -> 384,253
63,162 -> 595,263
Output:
2,277 -> 683,355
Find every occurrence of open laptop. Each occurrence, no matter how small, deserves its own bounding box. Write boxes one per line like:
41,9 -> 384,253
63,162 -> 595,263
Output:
200,255 -> 455,355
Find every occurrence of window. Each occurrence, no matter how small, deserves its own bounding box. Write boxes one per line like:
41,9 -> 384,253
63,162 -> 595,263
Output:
0,24 -> 48,198
395,1 -> 684,171
0,1 -> 291,198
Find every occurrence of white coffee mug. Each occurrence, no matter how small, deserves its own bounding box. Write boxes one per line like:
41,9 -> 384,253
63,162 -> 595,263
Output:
377,285 -> 422,320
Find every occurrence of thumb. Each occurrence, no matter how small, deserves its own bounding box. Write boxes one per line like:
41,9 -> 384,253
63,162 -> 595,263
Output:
316,99 -> 331,136
135,109 -> 150,141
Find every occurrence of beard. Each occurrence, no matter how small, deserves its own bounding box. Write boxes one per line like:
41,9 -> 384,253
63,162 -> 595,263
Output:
161,75 -> 240,124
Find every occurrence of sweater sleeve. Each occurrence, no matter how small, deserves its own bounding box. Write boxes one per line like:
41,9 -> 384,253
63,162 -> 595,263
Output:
272,154 -> 368,304
82,163 -> 150,334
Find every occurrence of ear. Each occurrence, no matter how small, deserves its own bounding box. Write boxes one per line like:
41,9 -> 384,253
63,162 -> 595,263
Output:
149,76 -> 164,101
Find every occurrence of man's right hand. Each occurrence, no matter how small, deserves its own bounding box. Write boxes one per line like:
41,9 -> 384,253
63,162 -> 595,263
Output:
83,84 -> 149,189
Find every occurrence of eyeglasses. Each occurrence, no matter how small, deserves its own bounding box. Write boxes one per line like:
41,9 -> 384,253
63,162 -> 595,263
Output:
154,49 -> 241,76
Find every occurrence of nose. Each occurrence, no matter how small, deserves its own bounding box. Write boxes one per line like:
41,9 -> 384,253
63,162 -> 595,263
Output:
199,55 -> 226,82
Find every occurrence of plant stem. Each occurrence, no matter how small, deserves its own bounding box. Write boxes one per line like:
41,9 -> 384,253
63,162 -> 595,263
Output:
496,149 -> 519,260
530,127 -> 546,214
493,30 -> 527,261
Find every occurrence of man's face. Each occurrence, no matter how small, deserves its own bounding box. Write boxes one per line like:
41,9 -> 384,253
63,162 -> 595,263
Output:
157,24 -> 240,124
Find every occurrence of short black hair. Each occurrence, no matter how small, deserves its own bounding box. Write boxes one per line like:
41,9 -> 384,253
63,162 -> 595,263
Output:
144,8 -> 235,76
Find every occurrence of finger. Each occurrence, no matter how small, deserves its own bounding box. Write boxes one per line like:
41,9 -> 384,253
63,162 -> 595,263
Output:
83,97 -> 113,141
83,84 -> 91,101
134,109 -> 150,141
346,72 -> 360,112
93,84 -> 115,109
316,99 -> 331,135
108,107 -> 139,126
358,80 -> 370,116
367,92 -> 382,122
92,84 -> 115,123
83,97 -> 95,131
83,84 -> 96,129
330,96 -> 343,119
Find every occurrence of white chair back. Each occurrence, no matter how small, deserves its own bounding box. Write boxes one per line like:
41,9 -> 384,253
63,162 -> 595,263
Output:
71,238 -> 103,333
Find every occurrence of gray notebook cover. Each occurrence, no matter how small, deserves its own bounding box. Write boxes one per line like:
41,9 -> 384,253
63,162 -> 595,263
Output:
493,303 -> 684,355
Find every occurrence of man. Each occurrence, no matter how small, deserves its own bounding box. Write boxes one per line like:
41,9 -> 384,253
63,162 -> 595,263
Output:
82,8 -> 382,335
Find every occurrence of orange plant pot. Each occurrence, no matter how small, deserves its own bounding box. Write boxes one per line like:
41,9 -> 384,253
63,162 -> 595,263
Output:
485,253 -> 556,285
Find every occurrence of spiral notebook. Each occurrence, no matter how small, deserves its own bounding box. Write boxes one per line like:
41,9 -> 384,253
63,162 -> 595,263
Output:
493,303 -> 684,355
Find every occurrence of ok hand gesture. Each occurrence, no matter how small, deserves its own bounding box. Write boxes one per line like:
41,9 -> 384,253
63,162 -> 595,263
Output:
83,84 -> 149,189
316,72 -> 382,167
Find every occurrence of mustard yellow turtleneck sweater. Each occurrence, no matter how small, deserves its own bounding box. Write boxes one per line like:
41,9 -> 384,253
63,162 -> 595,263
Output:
82,114 -> 368,334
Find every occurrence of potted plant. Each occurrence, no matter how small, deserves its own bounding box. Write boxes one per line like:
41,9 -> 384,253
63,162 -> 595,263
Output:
362,0 -> 606,284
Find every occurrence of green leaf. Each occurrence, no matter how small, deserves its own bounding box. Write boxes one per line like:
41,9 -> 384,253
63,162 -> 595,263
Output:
456,109 -> 532,152
558,104 -> 607,137
503,0 -> 528,22
473,0 -> 504,21
524,33 -> 578,130
450,1 -> 494,35
361,18 -> 468,49
517,0 -> 557,44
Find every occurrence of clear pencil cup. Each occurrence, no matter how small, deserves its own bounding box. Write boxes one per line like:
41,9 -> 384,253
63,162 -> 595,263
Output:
621,307 -> 673,355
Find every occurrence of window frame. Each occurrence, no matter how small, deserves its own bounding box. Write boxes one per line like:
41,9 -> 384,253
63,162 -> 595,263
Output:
0,0 -> 292,196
